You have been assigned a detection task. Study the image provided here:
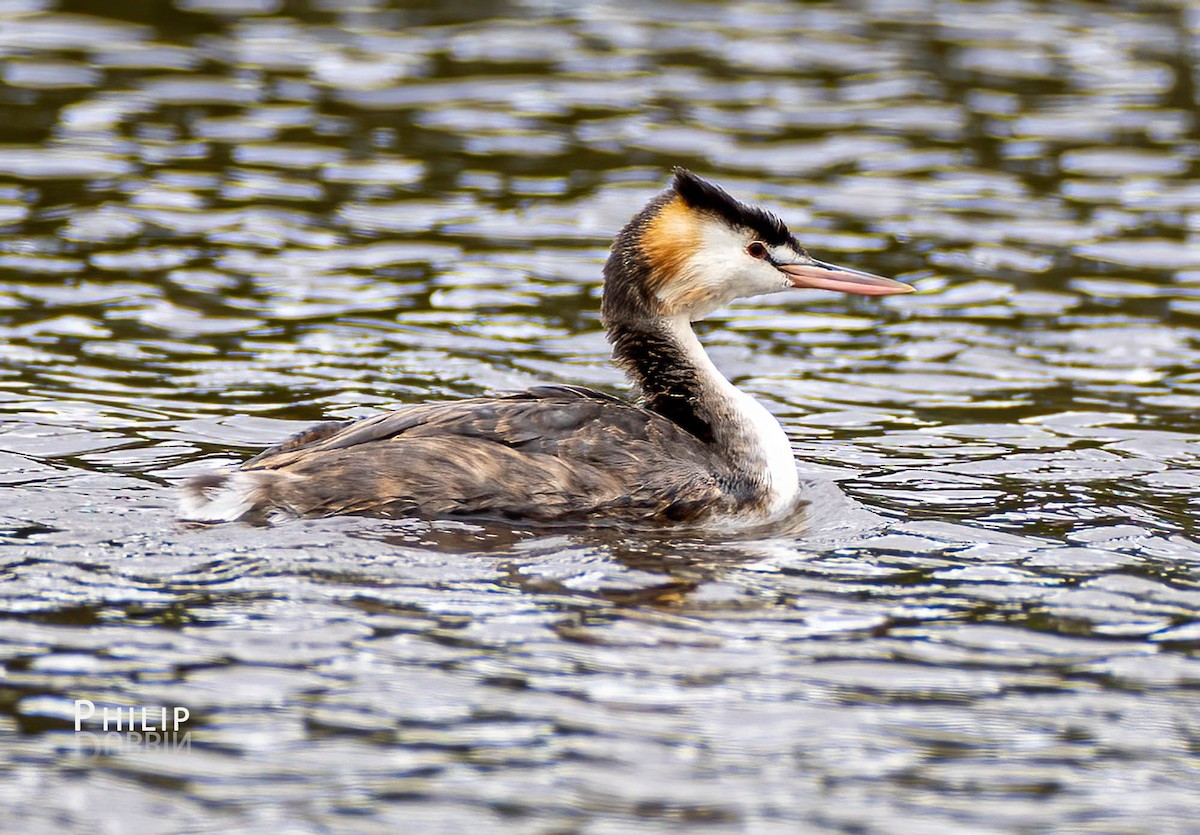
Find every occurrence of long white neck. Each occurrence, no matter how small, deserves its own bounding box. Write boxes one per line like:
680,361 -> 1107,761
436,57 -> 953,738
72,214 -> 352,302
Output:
608,314 -> 800,517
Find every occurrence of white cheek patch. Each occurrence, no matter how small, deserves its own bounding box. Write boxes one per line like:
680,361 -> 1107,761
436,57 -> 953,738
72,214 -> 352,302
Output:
653,219 -> 744,314
692,220 -> 754,286
656,219 -> 797,317
694,222 -> 795,301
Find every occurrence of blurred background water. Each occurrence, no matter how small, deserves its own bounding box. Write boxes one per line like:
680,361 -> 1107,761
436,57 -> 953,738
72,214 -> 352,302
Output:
2,0 -> 1200,830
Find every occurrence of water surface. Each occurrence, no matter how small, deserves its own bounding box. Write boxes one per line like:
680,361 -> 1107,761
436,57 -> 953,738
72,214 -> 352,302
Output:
2,0 -> 1200,830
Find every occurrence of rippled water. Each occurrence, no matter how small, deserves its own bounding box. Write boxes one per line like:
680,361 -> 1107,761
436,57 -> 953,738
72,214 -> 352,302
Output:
3,0 -> 1200,830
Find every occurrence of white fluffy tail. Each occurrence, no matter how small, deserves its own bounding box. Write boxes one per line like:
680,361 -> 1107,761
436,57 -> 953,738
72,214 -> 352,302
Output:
178,470 -> 278,523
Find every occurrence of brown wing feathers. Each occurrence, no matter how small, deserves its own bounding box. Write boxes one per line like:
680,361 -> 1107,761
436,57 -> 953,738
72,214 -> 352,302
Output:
232,386 -> 725,523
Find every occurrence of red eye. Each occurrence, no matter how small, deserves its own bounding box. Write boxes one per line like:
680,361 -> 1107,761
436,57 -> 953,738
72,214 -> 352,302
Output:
747,241 -> 768,259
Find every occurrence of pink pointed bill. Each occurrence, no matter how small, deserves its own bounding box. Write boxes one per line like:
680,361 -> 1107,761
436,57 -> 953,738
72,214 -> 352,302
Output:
778,260 -> 915,296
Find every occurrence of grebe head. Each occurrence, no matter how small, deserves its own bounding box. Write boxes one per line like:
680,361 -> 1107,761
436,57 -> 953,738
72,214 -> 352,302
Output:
601,168 -> 914,325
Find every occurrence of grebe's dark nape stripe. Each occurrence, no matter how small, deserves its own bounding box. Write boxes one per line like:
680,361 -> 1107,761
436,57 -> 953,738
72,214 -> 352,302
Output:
599,189 -> 674,322
607,323 -> 713,444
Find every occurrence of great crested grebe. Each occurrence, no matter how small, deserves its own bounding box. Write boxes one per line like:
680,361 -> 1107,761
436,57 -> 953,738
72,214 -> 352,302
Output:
180,169 -> 913,529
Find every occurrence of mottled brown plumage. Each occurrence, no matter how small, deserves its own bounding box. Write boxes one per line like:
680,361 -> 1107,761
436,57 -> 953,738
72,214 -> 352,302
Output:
180,170 -> 913,528
227,386 -> 733,524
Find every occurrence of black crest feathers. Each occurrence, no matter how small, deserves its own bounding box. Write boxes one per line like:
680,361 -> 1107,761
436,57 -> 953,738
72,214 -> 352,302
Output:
671,168 -> 797,248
